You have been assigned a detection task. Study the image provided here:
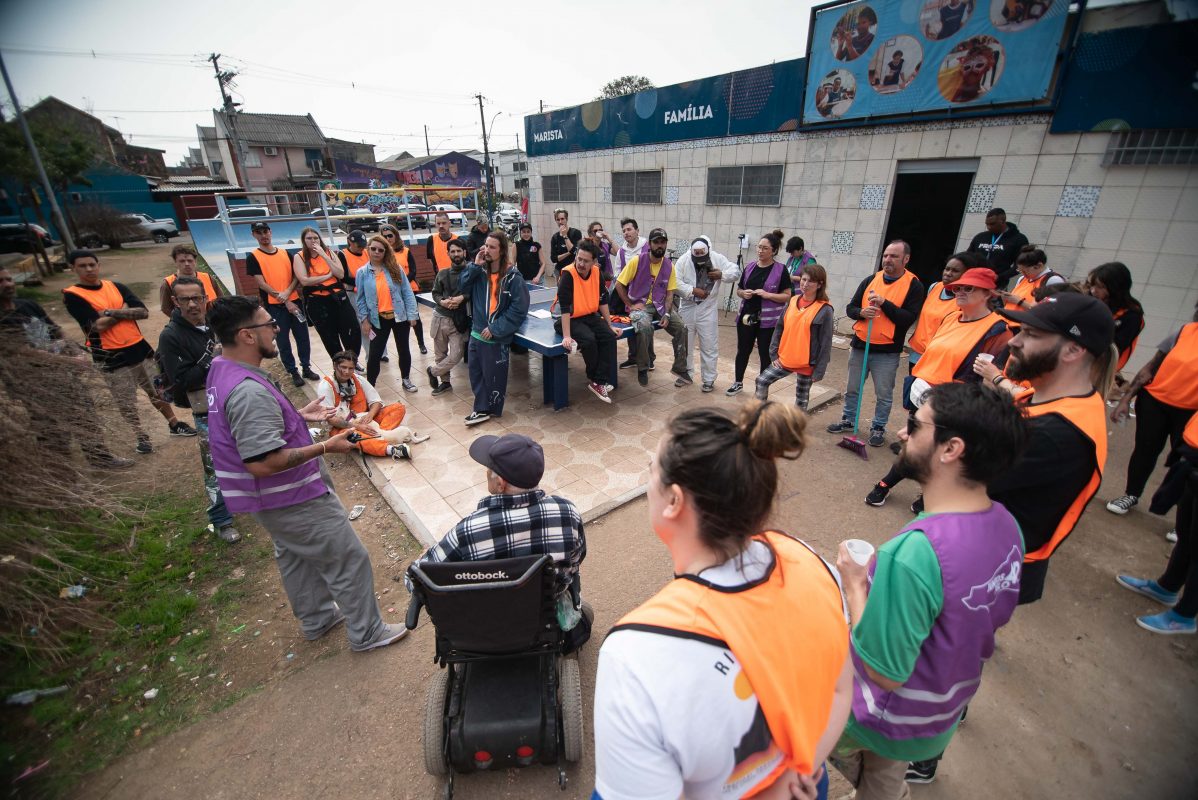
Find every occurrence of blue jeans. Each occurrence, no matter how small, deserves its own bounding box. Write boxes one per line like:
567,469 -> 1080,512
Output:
194,414 -> 233,529
840,347 -> 899,432
266,302 -> 312,374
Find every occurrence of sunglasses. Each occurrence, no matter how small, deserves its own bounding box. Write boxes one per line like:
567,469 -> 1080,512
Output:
382,232 -> 397,238
242,320 -> 280,333
906,414 -> 951,436
952,285 -> 982,294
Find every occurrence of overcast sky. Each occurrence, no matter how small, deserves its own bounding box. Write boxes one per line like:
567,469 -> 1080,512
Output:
0,0 -> 819,165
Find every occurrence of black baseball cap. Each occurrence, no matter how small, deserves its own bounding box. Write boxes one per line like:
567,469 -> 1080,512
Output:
251,221 -> 270,232
468,434 -> 544,489
648,227 -> 668,242
347,230 -> 368,245
998,292 -> 1114,357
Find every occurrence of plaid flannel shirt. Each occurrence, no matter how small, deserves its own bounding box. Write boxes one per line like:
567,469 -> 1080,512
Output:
421,489 -> 586,597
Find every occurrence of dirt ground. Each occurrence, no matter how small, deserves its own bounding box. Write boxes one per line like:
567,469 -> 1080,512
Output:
40,240 -> 1198,800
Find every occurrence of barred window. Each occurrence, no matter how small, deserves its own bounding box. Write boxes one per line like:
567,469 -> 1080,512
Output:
542,174 -> 578,202
1103,129 -> 1198,166
706,165 -> 784,206
612,170 -> 663,204
514,178 -> 529,190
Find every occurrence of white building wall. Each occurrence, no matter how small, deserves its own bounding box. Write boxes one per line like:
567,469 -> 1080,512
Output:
529,116 -> 1198,370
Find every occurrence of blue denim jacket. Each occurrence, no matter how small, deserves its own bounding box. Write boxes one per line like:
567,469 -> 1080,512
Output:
354,263 -> 419,328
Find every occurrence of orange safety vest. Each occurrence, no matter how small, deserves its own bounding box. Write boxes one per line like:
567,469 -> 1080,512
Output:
254,248 -> 299,303
563,264 -> 601,318
1113,307 -> 1145,371
911,311 -> 1005,386
341,247 -> 369,279
1185,410 -> 1198,449
852,270 -> 917,346
63,281 -> 146,351
431,235 -> 455,270
1146,322 -> 1198,410
777,298 -> 830,374
165,271 -> 218,302
323,375 -> 369,414
396,247 -> 419,293
1005,270 -> 1056,311
907,284 -> 957,355
304,253 -> 341,295
1020,392 -> 1107,562
610,531 -> 849,791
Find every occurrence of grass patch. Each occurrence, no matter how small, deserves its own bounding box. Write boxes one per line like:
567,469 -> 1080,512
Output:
16,285 -> 55,304
0,492 -> 260,797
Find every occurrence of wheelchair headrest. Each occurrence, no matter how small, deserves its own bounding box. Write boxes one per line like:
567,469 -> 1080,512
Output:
408,554 -> 549,593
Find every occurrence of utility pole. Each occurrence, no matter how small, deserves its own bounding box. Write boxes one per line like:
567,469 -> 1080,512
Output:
208,53 -> 247,190
424,124 -> 430,156
539,100 -> 544,113
0,49 -> 75,253
475,93 -> 493,223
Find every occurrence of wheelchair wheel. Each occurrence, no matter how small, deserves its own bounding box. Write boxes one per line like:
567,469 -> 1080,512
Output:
423,670 -> 449,776
559,657 -> 584,762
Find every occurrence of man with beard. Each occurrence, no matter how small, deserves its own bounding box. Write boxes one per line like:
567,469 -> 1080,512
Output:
427,239 -> 471,396
832,383 -> 1026,798
425,212 -> 461,271
674,235 -> 740,392
990,293 -> 1114,605
157,276 -> 240,543
204,295 -> 408,651
614,227 -> 688,387
451,230 -> 529,426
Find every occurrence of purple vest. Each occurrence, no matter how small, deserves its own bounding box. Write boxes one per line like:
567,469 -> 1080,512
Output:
739,260 -> 788,328
851,503 -> 1022,741
205,356 -> 327,514
626,244 -> 673,315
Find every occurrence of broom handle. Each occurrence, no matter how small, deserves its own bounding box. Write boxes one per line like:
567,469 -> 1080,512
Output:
853,317 -> 874,435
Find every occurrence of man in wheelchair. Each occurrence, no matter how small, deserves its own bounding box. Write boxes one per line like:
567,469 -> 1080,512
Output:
414,433 -> 591,652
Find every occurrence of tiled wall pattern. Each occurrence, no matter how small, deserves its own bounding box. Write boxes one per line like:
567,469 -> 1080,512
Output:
530,116 -> 1198,370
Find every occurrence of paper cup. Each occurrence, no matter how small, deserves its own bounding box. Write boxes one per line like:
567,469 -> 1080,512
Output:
844,539 -> 876,566
976,353 -> 996,363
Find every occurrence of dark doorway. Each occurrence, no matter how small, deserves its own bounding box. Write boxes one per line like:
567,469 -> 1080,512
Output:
882,171 -> 974,286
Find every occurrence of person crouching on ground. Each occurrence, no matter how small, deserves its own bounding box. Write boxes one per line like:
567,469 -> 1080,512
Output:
831,383 -> 1027,796
414,433 -> 591,652
755,262 -> 834,410
316,350 -> 429,461
594,401 -> 852,800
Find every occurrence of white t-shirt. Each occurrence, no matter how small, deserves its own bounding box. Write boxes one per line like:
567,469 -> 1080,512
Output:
594,540 -> 843,800
315,376 -> 382,420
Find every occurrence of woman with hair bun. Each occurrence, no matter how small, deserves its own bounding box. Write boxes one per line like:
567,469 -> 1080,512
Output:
728,230 -> 793,396
594,400 -> 852,800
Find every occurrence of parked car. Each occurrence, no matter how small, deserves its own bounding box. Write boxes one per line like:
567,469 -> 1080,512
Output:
390,204 -> 429,229
343,208 -> 385,232
0,222 -> 55,254
214,205 -> 271,220
426,203 -> 467,226
123,212 -> 179,243
494,203 -> 521,226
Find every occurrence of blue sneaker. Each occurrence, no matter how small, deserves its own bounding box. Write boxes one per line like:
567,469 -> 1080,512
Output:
1136,610 -> 1197,635
1115,575 -> 1178,606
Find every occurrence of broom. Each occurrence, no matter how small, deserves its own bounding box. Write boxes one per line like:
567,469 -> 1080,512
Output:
837,316 -> 873,460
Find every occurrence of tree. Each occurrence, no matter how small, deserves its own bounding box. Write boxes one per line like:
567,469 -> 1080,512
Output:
0,119 -> 95,244
596,75 -> 655,100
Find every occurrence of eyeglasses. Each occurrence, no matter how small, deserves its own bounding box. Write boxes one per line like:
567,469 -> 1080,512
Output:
241,320 -> 280,333
368,246 -> 386,253
175,296 -> 205,305
951,285 -> 981,294
906,414 -> 951,436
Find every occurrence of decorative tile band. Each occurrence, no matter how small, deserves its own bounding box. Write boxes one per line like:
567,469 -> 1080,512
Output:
966,184 -> 999,214
831,230 -> 855,254
1057,185 -> 1101,218
860,185 -> 887,211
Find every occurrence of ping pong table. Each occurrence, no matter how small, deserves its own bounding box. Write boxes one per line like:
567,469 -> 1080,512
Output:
417,286 -> 634,410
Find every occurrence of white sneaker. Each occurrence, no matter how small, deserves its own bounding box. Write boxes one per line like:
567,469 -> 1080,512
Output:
1106,495 -> 1138,515
351,622 -> 409,652
1166,529 -> 1178,543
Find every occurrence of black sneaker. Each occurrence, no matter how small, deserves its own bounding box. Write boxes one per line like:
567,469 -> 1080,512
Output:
290,371 -> 305,387
868,429 -> 886,447
911,494 -> 925,514
890,441 -> 902,455
380,354 -> 390,363
432,382 -> 452,396
865,483 -> 890,507
649,357 -> 656,371
638,370 -> 649,387
135,436 -> 153,455
619,358 -> 637,369
672,369 -> 693,386
169,420 -> 197,437
905,760 -> 938,784
426,366 -> 439,389
464,411 -> 490,426
826,419 -> 854,434
301,367 -> 320,381
419,345 -> 428,355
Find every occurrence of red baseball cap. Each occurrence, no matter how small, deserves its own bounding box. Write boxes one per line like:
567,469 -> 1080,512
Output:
945,268 -> 997,291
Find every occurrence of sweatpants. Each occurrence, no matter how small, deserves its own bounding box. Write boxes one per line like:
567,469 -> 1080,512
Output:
429,314 -> 466,379
306,291 -> 360,361
366,316 -> 411,385
679,297 -> 720,384
1124,388 -> 1192,497
266,302 -> 312,375
468,336 -> 510,415
253,480 -> 385,648
734,320 -> 775,383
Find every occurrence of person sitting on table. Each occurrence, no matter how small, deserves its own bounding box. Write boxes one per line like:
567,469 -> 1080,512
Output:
316,350 -> 428,461
557,240 -> 620,405
614,227 -> 689,388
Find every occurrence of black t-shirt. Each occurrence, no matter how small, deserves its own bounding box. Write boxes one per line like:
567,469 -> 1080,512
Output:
61,282 -> 154,371
988,404 -> 1097,556
0,298 -> 62,344
515,239 -> 543,281
1113,305 -> 1144,357
244,249 -> 279,305
739,261 -> 775,317
550,228 -> 582,271
557,268 -> 610,317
